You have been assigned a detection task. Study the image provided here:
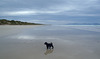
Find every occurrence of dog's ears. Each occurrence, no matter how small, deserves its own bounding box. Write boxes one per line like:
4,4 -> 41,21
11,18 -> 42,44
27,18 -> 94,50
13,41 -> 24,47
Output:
44,42 -> 47,44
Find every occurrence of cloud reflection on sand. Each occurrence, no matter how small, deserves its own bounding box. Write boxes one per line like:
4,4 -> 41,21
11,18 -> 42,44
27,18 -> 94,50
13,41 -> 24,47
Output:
18,36 -> 35,40
10,35 -> 35,40
10,35 -> 74,44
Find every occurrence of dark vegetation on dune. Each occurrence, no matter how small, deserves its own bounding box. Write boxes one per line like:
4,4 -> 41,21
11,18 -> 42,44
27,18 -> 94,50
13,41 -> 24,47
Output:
0,19 -> 43,25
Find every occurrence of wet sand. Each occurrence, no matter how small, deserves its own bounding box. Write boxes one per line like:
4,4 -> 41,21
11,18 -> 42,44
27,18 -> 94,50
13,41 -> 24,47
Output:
0,25 -> 100,59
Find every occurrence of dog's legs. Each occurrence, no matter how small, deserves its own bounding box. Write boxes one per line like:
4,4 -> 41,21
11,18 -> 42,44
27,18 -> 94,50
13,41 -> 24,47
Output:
47,46 -> 49,49
51,45 -> 54,49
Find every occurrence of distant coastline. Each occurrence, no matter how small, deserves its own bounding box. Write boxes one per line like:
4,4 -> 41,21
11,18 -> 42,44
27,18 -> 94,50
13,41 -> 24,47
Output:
0,19 -> 43,25
65,23 -> 100,25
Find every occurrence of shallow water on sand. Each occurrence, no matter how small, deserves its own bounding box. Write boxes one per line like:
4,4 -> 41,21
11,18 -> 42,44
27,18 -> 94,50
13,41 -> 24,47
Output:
0,25 -> 100,59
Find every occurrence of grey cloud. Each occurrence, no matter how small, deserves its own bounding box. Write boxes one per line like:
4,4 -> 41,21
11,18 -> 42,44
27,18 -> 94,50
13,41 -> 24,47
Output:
0,0 -> 99,11
0,0 -> 100,24
0,0 -> 65,10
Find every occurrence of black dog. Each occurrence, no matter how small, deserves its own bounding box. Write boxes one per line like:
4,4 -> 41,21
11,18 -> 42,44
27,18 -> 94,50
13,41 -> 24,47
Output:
44,42 -> 54,49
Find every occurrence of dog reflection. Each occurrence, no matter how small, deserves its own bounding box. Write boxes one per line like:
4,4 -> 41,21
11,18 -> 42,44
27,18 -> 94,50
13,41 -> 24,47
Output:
44,49 -> 54,55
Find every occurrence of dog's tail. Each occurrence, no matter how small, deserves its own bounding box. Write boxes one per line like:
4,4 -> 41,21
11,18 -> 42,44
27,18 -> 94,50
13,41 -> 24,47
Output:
51,42 -> 53,44
51,42 -> 54,49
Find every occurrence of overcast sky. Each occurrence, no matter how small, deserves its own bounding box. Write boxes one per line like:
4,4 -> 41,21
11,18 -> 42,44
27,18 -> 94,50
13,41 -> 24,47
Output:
0,0 -> 100,24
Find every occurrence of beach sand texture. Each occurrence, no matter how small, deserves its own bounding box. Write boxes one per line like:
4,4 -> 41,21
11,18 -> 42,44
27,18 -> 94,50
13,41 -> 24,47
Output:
0,25 -> 100,59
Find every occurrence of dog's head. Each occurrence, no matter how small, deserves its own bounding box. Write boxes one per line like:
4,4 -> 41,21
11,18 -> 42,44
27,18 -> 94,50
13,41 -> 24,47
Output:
44,42 -> 48,45
44,42 -> 53,45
